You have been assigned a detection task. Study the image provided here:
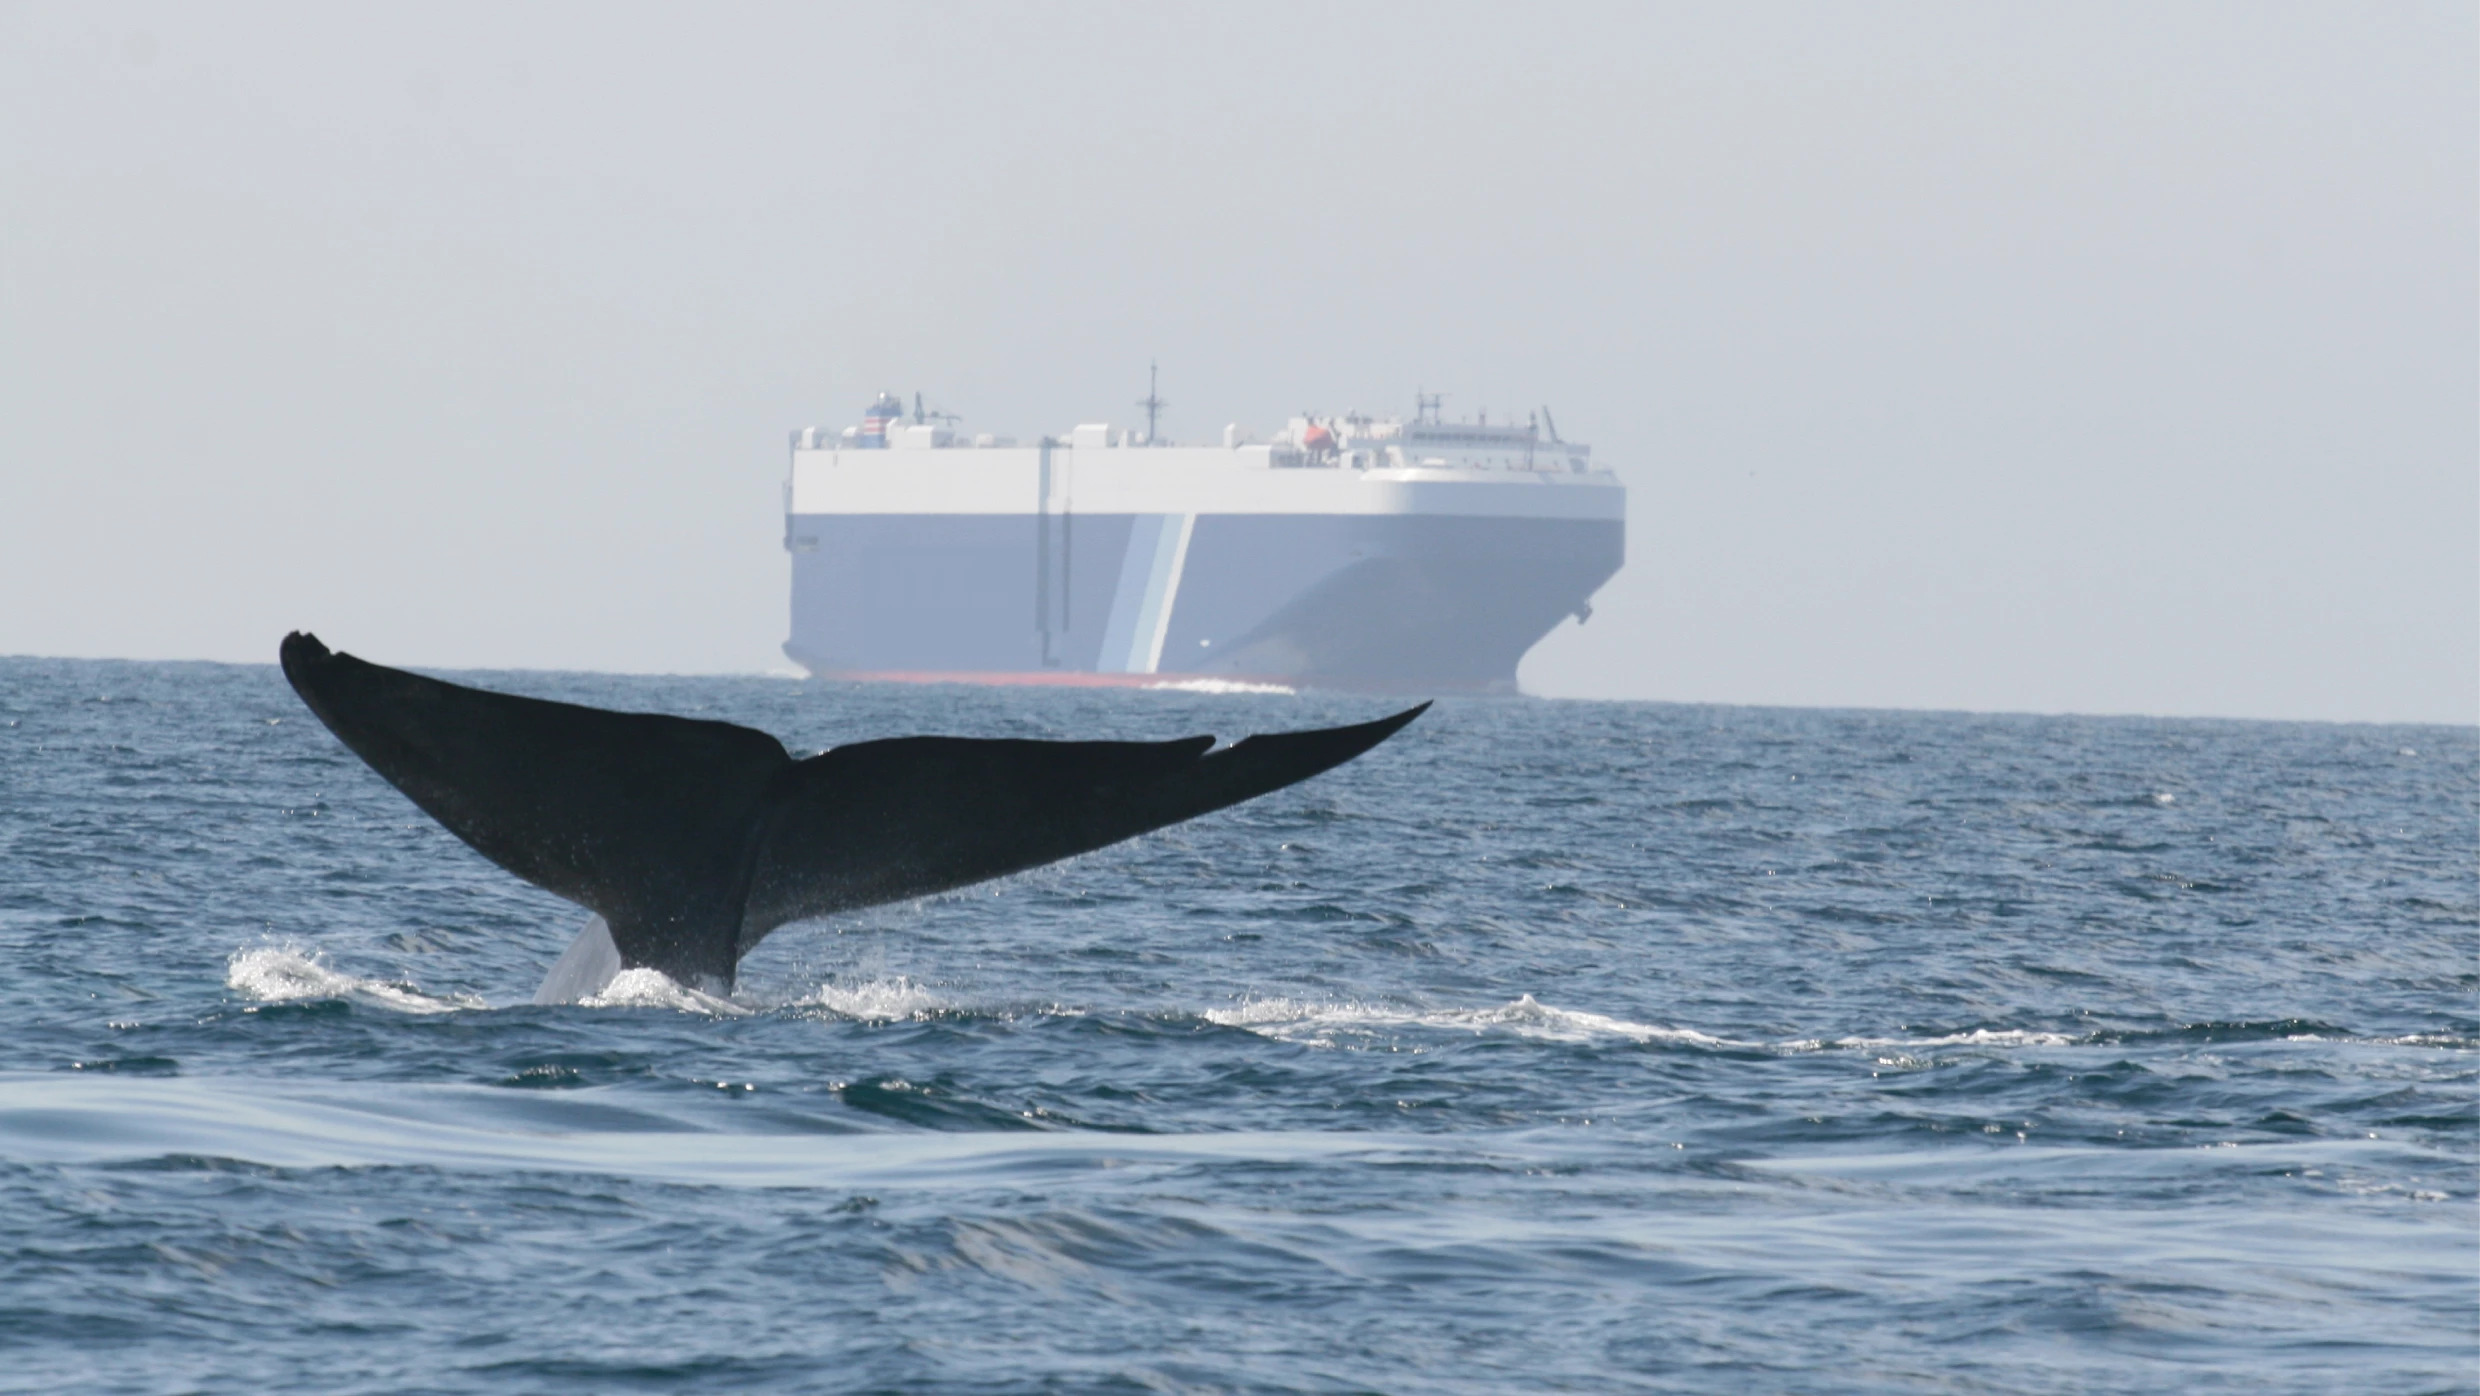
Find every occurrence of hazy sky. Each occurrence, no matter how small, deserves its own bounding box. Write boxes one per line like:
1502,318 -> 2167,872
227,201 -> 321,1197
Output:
3,2 -> 2472,722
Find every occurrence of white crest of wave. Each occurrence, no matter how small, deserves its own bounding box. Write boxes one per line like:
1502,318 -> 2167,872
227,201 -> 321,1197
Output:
1208,993 -> 1730,1046
2369,1032 -> 2476,1048
792,976 -> 947,1022
225,944 -> 481,1015
1145,678 -> 1297,695
1812,1027 -> 2081,1051
580,968 -> 749,1016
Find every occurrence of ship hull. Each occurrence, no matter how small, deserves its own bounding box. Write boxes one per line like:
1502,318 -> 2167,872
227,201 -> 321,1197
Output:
785,510 -> 1622,693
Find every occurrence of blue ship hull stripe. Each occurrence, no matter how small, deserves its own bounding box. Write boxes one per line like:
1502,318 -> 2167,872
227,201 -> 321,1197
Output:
1099,513 -> 1195,673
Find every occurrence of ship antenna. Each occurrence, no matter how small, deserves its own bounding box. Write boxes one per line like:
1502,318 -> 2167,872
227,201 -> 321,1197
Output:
1137,360 -> 1166,445
1416,390 -> 1444,424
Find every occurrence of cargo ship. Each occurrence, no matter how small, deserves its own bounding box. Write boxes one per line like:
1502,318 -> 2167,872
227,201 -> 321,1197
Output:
781,385 -> 1624,693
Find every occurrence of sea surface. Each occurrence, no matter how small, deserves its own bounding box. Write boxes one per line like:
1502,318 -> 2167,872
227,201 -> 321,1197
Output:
0,656 -> 2471,1394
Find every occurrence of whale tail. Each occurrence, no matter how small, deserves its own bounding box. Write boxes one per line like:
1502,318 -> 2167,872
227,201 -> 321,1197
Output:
279,632 -> 1425,992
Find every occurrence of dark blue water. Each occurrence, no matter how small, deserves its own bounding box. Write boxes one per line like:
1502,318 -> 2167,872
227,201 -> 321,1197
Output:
0,657 -> 2471,1394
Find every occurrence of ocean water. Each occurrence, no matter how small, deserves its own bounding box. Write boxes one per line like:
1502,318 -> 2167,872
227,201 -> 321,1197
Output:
0,656 -> 2471,1395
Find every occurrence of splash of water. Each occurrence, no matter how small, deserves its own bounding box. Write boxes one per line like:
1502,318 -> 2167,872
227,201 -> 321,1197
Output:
792,976 -> 949,1022
225,944 -> 482,1015
579,968 -> 749,1016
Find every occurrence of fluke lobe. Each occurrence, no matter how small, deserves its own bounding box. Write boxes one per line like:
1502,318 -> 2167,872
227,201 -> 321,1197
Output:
278,633 -> 1426,1001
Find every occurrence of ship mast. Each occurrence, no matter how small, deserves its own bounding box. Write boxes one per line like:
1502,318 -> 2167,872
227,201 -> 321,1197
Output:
1137,361 -> 1167,444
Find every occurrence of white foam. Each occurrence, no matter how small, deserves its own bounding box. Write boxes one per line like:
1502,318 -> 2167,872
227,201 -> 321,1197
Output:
2314,1032 -> 2476,1049
225,944 -> 482,1015
792,976 -> 948,1022
1812,1028 -> 2081,1051
1207,993 -> 1733,1047
580,968 -> 749,1016
1206,996 -> 2084,1056
1145,678 -> 1297,695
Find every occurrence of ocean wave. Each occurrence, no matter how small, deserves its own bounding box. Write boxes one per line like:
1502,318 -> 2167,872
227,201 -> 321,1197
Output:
1803,1028 -> 2083,1052
2363,1033 -> 2479,1049
225,944 -> 483,1015
1207,993 -> 1734,1047
1210,1002 -> 2461,1059
2275,1031 -> 2477,1050
1207,998 -> 2107,1056
1202,997 -> 2102,1054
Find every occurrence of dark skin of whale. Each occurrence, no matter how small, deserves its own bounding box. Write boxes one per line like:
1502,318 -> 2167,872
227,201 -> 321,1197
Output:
278,633 -> 1426,991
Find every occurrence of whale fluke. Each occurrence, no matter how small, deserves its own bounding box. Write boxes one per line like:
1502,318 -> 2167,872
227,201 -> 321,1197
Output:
279,633 -> 1425,995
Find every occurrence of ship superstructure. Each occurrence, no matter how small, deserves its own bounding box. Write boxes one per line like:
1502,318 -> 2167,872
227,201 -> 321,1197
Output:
782,390 -> 1624,692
